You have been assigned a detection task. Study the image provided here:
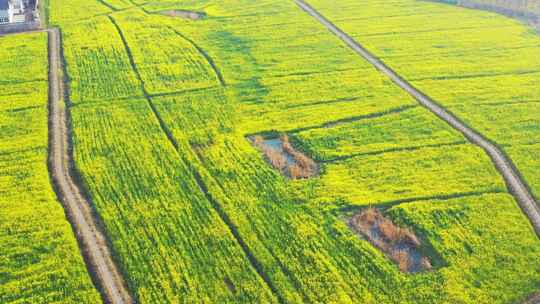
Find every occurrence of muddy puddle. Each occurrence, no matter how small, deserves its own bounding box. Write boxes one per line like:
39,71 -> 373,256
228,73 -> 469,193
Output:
249,134 -> 319,179
349,208 -> 432,273
157,10 -> 206,20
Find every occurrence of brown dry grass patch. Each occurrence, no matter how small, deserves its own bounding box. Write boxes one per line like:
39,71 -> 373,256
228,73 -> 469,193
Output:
251,134 -> 318,179
350,208 -> 431,273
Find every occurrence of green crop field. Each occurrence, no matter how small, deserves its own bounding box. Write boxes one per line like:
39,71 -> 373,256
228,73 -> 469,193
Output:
0,33 -> 99,303
308,0 -> 540,200
2,0 -> 538,302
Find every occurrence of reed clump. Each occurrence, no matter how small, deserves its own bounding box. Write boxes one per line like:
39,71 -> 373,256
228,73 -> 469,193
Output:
350,208 -> 432,273
251,134 -> 318,179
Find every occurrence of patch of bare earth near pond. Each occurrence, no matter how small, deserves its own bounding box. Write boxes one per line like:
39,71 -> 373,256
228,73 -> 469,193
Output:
525,290 -> 540,304
250,134 -> 319,179
157,10 -> 206,20
349,208 -> 432,273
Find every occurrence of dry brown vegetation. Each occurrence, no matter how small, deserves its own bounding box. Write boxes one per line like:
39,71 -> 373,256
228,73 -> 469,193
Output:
391,249 -> 411,272
266,148 -> 287,171
251,134 -> 318,179
253,135 -> 265,147
350,208 -> 431,273
420,256 -> 433,270
281,135 -> 318,179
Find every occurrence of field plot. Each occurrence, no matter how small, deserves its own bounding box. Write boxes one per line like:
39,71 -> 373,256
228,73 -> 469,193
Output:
315,145 -> 505,207
0,33 -> 99,303
46,0 -> 540,303
112,10 -> 224,94
386,193 -> 540,304
61,17 -> 142,103
49,0 -> 113,25
292,107 -> 465,161
307,0 -> 540,200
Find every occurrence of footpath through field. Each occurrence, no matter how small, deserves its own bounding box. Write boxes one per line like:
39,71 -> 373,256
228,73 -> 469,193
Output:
47,27 -> 133,304
294,0 -> 540,238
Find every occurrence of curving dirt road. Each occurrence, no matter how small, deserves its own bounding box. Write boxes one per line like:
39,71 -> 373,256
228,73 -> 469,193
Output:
295,0 -> 540,237
47,28 -> 133,304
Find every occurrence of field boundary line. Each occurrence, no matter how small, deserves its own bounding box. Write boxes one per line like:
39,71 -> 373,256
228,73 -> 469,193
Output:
320,140 -> 468,163
96,0 -> 117,12
47,27 -> 134,304
473,99 -> 540,107
167,26 -> 227,86
295,0 -> 540,237
410,69 -> 540,82
285,104 -> 418,133
333,190 -> 507,216
189,163 -> 287,304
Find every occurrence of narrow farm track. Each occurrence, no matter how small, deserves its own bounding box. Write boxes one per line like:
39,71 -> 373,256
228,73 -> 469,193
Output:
295,0 -> 540,237
47,28 -> 133,304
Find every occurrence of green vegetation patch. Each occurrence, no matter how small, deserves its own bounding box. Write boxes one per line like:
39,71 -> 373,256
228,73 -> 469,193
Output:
113,9 -> 223,94
314,145 -> 505,207
71,99 -> 277,303
506,144 -> 540,200
61,17 -> 142,103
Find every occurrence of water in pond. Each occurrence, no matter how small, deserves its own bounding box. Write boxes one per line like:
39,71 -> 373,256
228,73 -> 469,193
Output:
261,138 -> 297,167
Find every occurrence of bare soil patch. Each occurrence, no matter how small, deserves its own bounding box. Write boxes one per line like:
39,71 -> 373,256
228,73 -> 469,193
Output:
349,208 -> 432,273
158,10 -> 206,20
250,134 -> 319,179
525,290 -> 540,304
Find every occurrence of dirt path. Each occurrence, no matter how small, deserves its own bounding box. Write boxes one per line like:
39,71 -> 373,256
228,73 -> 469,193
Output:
295,0 -> 540,238
47,28 -> 133,304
